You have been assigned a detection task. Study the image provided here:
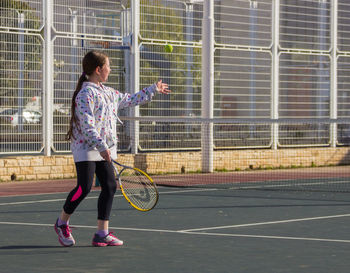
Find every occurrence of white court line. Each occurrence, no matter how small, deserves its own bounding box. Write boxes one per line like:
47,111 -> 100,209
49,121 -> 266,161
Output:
0,222 -> 176,234
179,213 -> 350,232
179,231 -> 350,244
0,195 -> 115,206
1,221 -> 350,244
0,188 -> 102,198
159,188 -> 218,194
228,179 -> 350,190
0,188 -> 215,206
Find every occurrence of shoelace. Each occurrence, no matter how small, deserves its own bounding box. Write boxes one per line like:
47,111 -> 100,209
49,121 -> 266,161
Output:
106,232 -> 119,240
107,232 -> 115,238
60,225 -> 73,238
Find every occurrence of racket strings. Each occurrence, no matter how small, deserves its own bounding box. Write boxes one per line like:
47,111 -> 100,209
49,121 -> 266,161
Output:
121,169 -> 158,210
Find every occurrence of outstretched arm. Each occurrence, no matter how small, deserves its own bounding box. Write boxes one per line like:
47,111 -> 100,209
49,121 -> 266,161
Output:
117,80 -> 171,109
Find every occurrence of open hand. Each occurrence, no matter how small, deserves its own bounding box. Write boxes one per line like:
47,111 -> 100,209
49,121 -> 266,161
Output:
156,80 -> 171,94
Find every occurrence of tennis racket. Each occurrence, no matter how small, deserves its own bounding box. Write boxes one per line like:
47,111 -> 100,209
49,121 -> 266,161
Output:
111,159 -> 159,211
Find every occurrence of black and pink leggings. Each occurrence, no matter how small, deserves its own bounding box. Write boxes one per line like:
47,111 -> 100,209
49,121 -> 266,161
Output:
63,161 -> 116,220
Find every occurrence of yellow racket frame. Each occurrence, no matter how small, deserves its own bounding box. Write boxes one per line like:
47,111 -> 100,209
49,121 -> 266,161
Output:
113,160 -> 159,212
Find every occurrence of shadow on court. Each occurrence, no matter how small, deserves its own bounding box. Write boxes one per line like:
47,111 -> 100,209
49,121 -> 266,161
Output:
1,183 -> 350,273
0,245 -> 63,250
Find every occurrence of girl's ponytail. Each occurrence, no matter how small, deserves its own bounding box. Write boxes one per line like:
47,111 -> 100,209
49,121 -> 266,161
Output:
66,73 -> 87,141
66,50 -> 108,141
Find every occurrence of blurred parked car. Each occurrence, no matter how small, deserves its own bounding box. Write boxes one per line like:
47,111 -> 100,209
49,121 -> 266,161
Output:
0,108 -> 42,126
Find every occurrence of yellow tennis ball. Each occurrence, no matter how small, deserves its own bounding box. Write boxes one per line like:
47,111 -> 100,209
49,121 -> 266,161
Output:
164,44 -> 173,53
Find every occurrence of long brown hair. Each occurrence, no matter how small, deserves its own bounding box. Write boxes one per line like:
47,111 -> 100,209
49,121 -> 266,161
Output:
66,50 -> 108,141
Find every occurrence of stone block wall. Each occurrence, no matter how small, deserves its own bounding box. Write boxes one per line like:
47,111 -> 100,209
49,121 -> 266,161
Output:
0,147 -> 349,182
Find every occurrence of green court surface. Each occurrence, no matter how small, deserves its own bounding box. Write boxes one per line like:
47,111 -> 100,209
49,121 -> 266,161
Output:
1,185 -> 350,273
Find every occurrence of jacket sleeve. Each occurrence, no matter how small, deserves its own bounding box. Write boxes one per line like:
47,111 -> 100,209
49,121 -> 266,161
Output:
75,89 -> 109,152
115,84 -> 158,110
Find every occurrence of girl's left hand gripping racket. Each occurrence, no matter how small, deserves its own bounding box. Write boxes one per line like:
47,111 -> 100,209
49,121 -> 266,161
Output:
111,160 -> 159,211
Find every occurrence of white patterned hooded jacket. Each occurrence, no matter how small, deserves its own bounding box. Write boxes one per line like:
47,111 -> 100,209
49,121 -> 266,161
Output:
71,81 -> 158,162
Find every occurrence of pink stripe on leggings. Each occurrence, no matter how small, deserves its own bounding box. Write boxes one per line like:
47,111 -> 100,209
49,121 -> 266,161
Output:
71,185 -> 82,202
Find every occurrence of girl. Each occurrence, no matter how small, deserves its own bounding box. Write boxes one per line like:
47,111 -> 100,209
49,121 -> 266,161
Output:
54,50 -> 171,247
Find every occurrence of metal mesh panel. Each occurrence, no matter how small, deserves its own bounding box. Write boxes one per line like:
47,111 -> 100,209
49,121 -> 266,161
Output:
214,123 -> 271,149
138,43 -> 201,150
0,0 -> 42,31
337,56 -> 350,145
140,0 -> 202,43
337,56 -> 350,118
338,56 -> 350,119
0,32 -> 43,153
139,43 -> 201,117
279,53 -> 331,146
337,122 -> 350,146
137,120 -> 201,151
214,0 -> 272,47
139,0 -> 202,119
214,49 -> 271,119
278,122 -> 330,147
338,0 -> 350,52
280,0 -> 331,51
53,0 -> 123,37
279,53 -> 330,119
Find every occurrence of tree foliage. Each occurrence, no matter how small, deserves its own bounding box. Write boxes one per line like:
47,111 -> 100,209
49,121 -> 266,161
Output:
0,0 -> 42,106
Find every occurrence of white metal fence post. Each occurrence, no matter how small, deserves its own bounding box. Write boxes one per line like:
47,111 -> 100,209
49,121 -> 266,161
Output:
185,1 -> 194,117
271,0 -> 280,150
43,0 -> 54,156
201,0 -> 214,173
130,0 -> 140,154
69,8 -> 78,93
18,12 -> 25,133
330,0 -> 338,147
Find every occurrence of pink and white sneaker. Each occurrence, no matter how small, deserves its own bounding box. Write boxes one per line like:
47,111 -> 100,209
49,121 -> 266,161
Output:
92,232 -> 123,247
54,218 -> 75,247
